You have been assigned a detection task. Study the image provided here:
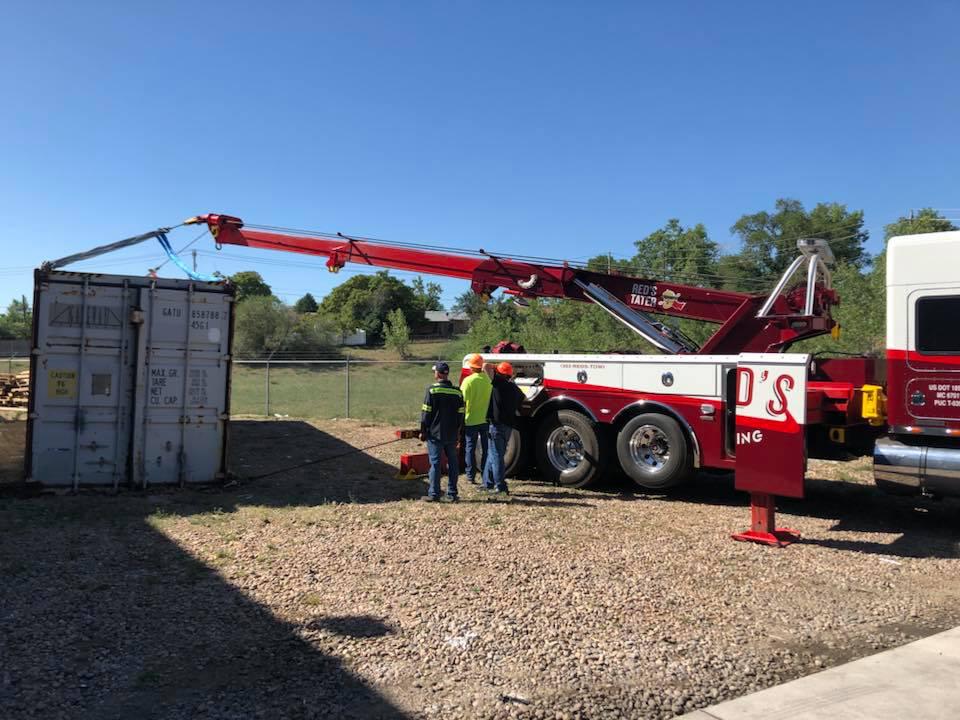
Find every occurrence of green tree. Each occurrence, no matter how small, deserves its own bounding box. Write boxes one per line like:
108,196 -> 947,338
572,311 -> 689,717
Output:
797,262 -> 885,356
411,276 -> 443,312
287,312 -> 338,354
233,296 -> 296,357
384,307 -> 412,358
230,271 -> 272,302
584,220 -> 720,350
727,199 -> 869,289
0,296 -> 31,339
883,208 -> 958,243
796,210 -> 957,356
636,219 -> 718,283
451,291 -> 492,321
463,298 -> 521,351
519,299 -> 639,353
318,271 -> 421,343
293,292 -> 319,314
586,219 -> 718,283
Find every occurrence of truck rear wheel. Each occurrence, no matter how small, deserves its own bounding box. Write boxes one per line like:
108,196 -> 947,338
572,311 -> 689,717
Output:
504,428 -> 522,477
616,413 -> 692,490
471,428 -> 523,479
535,410 -> 605,488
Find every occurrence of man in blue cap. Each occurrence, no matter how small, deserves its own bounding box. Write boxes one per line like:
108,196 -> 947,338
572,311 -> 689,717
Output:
419,361 -> 465,502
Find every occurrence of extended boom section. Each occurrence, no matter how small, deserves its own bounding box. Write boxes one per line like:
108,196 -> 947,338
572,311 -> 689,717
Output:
193,213 -> 837,355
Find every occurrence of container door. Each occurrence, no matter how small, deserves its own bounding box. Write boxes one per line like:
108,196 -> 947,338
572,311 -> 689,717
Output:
132,285 -> 231,486
29,280 -> 134,486
904,291 -> 960,423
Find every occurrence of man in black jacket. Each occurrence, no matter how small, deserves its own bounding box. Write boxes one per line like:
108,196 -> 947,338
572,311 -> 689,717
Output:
419,362 -> 465,501
483,361 -> 525,494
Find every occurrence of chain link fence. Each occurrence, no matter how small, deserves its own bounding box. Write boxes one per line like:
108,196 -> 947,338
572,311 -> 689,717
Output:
231,359 -> 461,425
2,341 -> 30,375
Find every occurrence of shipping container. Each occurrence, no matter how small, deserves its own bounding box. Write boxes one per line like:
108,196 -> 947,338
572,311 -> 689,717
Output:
26,270 -> 234,488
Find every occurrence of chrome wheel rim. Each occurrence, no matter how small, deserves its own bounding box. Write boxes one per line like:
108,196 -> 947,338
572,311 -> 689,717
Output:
629,425 -> 670,473
546,425 -> 585,472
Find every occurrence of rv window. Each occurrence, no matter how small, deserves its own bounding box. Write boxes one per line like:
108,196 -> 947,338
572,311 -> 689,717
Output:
916,296 -> 960,353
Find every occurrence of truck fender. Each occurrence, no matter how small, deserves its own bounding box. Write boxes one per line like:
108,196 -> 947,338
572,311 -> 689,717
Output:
529,396 -> 599,423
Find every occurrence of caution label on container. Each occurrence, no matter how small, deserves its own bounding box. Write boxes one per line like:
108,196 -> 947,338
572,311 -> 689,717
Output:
48,370 -> 77,399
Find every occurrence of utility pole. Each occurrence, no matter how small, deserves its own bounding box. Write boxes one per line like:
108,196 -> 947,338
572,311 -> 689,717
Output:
192,249 -> 198,273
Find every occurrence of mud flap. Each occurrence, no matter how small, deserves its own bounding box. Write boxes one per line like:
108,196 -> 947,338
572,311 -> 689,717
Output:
731,353 -> 810,546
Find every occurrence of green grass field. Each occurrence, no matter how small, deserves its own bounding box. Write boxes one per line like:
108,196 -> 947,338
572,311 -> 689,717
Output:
231,361 -> 447,424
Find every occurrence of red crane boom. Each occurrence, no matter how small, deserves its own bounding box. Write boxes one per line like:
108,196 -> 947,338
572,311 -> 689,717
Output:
189,213 -> 837,355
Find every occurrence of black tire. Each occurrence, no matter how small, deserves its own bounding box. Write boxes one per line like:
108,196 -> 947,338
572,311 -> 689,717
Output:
503,428 -> 523,478
535,410 -> 605,488
470,427 -> 523,479
616,413 -> 692,490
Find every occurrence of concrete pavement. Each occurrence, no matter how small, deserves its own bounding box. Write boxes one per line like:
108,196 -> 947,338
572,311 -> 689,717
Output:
681,626 -> 960,719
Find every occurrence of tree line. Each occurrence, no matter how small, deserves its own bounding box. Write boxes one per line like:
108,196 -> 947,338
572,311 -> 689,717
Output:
0,297 -> 31,340
231,270 -> 444,358
448,200 -> 957,358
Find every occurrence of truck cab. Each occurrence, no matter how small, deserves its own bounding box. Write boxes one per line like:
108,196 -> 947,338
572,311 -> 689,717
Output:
875,230 -> 960,496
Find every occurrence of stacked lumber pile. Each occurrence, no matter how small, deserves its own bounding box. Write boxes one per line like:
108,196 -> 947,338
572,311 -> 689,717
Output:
0,372 -> 29,407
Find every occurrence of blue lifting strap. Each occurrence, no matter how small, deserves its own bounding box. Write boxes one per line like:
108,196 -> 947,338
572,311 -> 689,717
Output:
157,233 -> 220,282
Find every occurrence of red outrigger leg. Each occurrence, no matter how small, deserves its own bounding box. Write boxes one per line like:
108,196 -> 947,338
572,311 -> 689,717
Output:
731,493 -> 801,547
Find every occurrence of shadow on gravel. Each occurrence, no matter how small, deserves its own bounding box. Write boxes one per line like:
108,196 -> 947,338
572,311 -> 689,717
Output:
0,419 -> 412,720
229,420 -> 427,506
308,615 -> 396,639
518,467 -> 960,559
668,470 -> 960,560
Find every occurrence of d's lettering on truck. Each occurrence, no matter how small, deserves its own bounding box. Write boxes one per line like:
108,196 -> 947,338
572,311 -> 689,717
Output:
766,374 -> 794,417
735,367 -> 754,406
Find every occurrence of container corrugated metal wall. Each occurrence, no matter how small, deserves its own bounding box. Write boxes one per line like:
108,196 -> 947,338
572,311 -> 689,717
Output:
26,270 -> 233,488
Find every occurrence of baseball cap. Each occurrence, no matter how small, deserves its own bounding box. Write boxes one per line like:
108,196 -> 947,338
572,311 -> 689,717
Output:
433,361 -> 450,374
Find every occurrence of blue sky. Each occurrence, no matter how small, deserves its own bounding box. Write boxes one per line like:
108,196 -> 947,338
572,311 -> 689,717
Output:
1,1 -> 958,307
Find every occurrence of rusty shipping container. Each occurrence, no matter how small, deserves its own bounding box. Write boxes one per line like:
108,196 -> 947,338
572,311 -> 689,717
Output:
26,270 -> 234,488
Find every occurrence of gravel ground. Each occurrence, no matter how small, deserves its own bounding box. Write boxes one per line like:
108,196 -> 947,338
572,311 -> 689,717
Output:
1,418 -> 959,719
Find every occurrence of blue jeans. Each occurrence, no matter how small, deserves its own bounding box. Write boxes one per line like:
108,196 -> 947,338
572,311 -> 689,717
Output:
464,424 -> 489,483
484,423 -> 510,492
427,439 -> 459,499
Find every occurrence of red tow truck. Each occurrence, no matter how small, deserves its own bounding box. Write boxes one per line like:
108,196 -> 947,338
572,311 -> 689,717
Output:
53,212 -> 960,544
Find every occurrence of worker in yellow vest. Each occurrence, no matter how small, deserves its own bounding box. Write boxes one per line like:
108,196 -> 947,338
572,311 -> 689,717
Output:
460,353 -> 493,485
